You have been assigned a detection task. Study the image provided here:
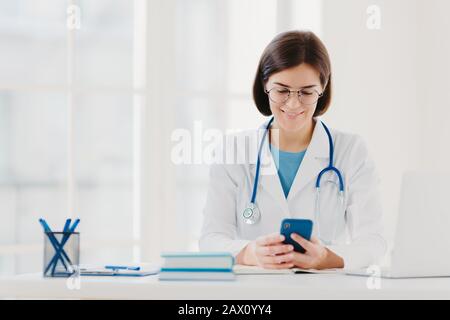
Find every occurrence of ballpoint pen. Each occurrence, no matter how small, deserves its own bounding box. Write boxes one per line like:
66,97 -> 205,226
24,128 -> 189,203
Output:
39,219 -> 70,274
50,218 -> 76,276
105,265 -> 141,271
46,218 -> 80,275
63,218 -> 71,233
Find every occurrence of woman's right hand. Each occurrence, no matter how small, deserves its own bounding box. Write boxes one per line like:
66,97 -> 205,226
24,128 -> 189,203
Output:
237,233 -> 295,269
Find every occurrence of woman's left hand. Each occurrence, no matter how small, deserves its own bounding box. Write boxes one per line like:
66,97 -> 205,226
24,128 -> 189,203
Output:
290,233 -> 344,270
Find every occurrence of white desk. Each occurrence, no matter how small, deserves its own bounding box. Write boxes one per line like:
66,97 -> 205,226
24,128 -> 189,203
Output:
1,273 -> 450,299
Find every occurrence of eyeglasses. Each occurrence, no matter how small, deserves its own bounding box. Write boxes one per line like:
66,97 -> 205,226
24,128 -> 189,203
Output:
265,86 -> 323,105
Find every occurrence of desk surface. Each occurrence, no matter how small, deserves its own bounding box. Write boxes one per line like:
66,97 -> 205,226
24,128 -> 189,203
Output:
1,273 -> 450,299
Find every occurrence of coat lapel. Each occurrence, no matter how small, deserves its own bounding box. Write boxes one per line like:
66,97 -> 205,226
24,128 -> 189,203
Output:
249,119 -> 289,215
287,118 -> 330,201
258,131 -> 290,215
250,118 -> 331,215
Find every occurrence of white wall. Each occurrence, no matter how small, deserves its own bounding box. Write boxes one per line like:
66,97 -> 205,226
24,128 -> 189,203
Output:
416,0 -> 450,169
320,0 -> 450,250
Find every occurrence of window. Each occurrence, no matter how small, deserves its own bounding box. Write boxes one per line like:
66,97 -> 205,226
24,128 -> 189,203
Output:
0,0 -> 136,275
0,0 -> 322,275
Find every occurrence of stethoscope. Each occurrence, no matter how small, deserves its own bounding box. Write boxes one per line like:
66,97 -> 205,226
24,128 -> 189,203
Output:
242,117 -> 345,242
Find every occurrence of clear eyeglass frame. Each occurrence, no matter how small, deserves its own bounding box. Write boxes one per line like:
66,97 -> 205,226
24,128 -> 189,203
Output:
265,87 -> 323,105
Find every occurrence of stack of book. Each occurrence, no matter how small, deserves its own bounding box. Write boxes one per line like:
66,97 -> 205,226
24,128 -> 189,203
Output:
159,252 -> 235,281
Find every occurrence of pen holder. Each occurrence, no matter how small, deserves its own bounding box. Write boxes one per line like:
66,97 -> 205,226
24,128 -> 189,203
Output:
43,231 -> 80,277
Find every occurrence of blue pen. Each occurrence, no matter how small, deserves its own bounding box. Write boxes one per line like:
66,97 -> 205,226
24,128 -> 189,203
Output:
105,265 -> 141,271
47,218 -> 80,275
40,219 -> 71,274
39,218 -> 52,233
69,218 -> 80,232
39,219 -> 70,274
50,218 -> 75,275
63,219 -> 71,233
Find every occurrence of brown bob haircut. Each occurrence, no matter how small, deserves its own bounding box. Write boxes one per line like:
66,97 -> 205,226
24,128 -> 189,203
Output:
253,30 -> 332,117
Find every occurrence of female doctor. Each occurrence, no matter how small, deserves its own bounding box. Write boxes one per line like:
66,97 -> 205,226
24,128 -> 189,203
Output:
199,31 -> 386,270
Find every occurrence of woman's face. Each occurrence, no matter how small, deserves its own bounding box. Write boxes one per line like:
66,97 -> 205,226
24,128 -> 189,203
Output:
265,63 -> 323,133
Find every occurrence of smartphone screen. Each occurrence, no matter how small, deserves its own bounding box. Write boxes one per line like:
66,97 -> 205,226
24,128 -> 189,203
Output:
280,219 -> 313,253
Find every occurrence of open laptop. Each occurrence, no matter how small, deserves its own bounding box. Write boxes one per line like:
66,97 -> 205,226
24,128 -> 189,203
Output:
347,171 -> 450,278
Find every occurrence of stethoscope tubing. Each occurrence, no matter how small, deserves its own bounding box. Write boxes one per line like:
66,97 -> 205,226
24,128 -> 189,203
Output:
246,117 -> 345,233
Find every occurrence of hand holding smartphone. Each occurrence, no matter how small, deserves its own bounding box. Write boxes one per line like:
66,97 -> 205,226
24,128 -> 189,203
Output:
280,218 -> 313,253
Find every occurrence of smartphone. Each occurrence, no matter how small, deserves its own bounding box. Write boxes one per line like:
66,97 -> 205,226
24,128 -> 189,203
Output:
280,218 -> 313,253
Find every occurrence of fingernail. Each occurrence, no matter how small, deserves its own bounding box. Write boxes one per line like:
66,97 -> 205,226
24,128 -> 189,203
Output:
288,246 -> 294,251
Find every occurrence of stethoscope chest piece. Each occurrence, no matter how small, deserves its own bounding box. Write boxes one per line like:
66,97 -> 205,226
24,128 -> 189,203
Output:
243,203 -> 260,225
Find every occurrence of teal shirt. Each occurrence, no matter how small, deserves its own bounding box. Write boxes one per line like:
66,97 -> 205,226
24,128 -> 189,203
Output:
270,144 -> 307,198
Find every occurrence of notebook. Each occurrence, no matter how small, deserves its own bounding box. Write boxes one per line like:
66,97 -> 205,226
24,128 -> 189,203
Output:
158,270 -> 235,281
233,265 -> 343,275
79,264 -> 160,277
